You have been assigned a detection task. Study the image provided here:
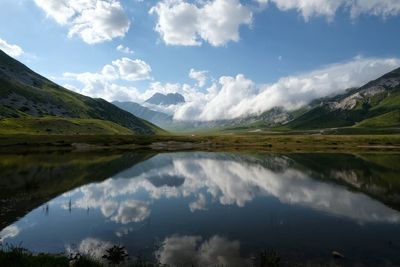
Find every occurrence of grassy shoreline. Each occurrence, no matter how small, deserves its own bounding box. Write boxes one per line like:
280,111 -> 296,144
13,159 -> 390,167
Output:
0,133 -> 399,153
0,244 -> 341,267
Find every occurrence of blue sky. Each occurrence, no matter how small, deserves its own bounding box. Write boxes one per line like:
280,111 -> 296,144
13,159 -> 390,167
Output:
1,0 -> 400,120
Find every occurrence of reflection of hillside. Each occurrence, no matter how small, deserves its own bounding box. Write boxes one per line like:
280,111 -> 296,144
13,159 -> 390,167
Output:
0,152 -> 155,228
286,153 -> 400,210
2,152 -> 399,230
63,152 -> 400,225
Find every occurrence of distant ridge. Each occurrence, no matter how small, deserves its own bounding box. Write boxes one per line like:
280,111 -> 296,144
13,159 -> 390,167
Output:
145,92 -> 185,106
113,101 -> 173,127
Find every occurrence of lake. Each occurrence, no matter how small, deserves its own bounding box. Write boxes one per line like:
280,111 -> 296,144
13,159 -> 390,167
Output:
1,151 -> 400,266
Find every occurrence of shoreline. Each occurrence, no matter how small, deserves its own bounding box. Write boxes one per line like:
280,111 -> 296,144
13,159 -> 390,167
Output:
0,133 -> 399,153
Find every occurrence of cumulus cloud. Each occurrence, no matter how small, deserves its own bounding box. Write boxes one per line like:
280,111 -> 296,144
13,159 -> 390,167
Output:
0,225 -> 20,242
189,69 -> 208,87
34,0 -> 130,44
63,57 -> 151,101
63,56 -> 400,121
0,38 -> 24,58
116,44 -> 134,54
112,58 -> 151,81
189,193 -> 208,212
149,0 -> 252,46
56,152 -> 400,224
67,181 -> 151,224
157,235 -> 248,267
111,200 -> 151,224
174,56 -> 400,121
66,238 -> 114,260
257,0 -> 400,20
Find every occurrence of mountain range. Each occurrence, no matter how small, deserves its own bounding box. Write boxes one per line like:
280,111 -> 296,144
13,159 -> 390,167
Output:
0,50 -> 162,135
1,48 -> 399,135
113,67 -> 399,133
187,67 -> 400,133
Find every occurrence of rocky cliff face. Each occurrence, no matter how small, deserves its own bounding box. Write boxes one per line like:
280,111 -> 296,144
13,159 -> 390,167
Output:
145,92 -> 185,106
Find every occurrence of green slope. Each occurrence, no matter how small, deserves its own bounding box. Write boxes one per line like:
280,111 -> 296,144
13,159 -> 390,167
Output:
0,117 -> 135,135
0,50 -> 163,135
283,67 -> 400,130
355,110 -> 400,128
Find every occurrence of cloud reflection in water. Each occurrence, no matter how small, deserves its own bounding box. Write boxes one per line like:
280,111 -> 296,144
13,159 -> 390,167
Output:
64,153 -> 400,225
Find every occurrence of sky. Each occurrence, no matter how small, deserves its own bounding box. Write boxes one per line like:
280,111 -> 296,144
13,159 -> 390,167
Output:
1,0 -> 400,121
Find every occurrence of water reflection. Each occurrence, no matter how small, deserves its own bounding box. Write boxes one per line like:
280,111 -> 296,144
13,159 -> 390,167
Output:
1,152 -> 400,266
0,225 -> 19,241
156,235 -> 248,267
66,153 -> 400,224
65,235 -> 248,267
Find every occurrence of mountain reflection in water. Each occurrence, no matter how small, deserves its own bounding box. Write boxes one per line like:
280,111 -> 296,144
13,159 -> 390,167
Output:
1,152 -> 400,266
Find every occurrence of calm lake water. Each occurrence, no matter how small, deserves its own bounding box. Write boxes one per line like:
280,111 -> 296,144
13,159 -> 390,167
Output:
1,151 -> 400,266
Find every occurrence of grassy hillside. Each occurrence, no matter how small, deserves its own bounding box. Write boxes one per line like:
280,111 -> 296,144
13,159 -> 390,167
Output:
287,153 -> 400,210
283,67 -> 400,130
0,50 -> 163,135
0,117 -> 135,135
219,68 -> 400,133
355,110 -> 400,128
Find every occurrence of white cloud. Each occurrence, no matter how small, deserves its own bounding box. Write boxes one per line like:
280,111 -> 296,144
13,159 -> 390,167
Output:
189,193 -> 207,212
63,57 -> 151,101
111,200 -> 150,224
157,235 -> 248,267
64,73 -> 141,101
141,82 -> 205,115
0,38 -> 24,58
66,238 -> 113,261
116,44 -> 134,54
178,74 -> 257,121
57,152 -> 400,225
149,0 -> 252,46
257,0 -> 400,21
174,56 -> 400,121
112,58 -> 151,81
63,56 -> 400,121
34,0 -> 130,44
0,225 -> 20,241
189,69 -> 208,87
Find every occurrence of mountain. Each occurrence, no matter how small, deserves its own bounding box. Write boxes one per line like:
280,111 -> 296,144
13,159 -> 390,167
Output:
285,67 -> 400,130
217,67 -> 400,133
0,50 -> 162,135
145,92 -> 185,105
113,101 -> 173,128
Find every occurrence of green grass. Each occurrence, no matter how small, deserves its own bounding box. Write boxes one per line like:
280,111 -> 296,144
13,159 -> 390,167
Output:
0,117 -> 135,135
0,133 -> 399,154
372,90 -> 400,111
0,249 -> 71,267
0,245 -> 101,267
0,50 -> 161,135
355,110 -> 400,128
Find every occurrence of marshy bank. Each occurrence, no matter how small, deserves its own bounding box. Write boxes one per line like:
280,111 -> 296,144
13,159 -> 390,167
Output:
0,133 -> 399,153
